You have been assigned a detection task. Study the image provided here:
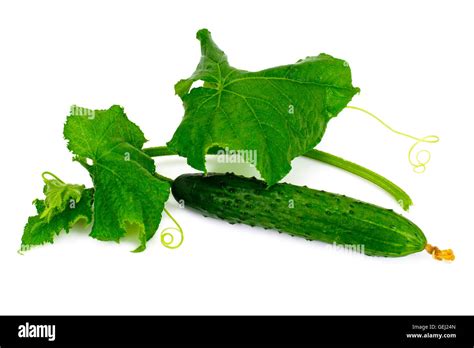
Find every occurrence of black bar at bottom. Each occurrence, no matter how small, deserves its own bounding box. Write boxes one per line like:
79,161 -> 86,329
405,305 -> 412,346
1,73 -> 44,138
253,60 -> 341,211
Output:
0,316 -> 472,346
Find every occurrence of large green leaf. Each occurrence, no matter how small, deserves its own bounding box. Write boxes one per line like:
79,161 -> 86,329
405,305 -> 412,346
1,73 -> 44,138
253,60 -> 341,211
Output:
64,105 -> 170,252
168,29 -> 360,185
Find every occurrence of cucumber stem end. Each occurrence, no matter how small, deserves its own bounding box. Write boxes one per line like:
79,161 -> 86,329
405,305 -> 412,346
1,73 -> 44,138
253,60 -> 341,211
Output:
425,243 -> 455,261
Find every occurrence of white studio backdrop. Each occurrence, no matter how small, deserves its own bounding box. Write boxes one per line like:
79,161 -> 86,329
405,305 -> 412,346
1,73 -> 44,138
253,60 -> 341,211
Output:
0,0 -> 472,315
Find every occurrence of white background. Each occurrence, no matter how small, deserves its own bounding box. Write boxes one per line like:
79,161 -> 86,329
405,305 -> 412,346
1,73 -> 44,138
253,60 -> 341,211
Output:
0,0 -> 473,315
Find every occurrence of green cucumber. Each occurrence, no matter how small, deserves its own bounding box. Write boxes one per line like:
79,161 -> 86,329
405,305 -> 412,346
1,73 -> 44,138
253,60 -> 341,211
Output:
172,173 -> 428,257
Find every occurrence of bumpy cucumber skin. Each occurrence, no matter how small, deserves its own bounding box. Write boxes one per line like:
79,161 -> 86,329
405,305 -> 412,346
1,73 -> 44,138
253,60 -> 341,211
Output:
172,173 -> 427,257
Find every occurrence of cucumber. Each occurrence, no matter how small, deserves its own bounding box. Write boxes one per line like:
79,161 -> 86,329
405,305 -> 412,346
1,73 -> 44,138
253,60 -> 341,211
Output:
172,173 -> 428,257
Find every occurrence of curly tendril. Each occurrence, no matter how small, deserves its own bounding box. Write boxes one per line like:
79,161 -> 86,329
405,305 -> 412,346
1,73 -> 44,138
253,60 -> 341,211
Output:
407,135 -> 439,173
345,106 -> 439,173
42,171 -> 66,184
160,208 -> 184,249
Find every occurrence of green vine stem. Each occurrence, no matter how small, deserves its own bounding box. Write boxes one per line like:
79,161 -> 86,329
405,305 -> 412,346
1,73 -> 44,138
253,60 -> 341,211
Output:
145,146 -> 413,210
302,150 -> 412,210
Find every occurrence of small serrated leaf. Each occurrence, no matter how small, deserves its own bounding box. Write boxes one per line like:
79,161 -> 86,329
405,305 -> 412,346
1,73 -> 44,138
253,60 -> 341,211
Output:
22,188 -> 94,248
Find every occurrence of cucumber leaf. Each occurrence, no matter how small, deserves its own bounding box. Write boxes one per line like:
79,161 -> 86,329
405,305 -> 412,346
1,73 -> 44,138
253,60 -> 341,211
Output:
40,176 -> 85,222
168,29 -> 360,185
64,105 -> 170,252
22,188 -> 94,248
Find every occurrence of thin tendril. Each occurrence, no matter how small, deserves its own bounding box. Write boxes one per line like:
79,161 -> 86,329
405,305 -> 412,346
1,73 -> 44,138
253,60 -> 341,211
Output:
160,208 -> 184,249
41,171 -> 65,184
345,106 -> 439,173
